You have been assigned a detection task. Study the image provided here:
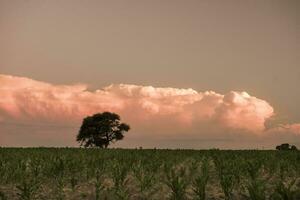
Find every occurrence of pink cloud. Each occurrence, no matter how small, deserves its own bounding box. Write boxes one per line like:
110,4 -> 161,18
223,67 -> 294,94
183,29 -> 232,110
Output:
0,74 -> 274,133
1,74 -> 300,148
267,123 -> 300,135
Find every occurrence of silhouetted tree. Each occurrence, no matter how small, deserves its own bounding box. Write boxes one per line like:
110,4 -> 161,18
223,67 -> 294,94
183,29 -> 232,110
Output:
291,145 -> 298,151
76,112 -> 130,148
276,143 -> 298,151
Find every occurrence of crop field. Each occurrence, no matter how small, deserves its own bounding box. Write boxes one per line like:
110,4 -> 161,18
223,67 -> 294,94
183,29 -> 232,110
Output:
0,148 -> 299,200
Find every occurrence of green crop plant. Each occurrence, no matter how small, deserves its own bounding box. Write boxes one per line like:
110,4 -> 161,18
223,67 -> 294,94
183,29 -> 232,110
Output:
16,177 -> 40,200
0,148 -> 300,199
219,173 -> 235,200
243,160 -> 267,200
110,160 -> 131,200
66,159 -> 82,191
132,161 -> 156,199
271,180 -> 297,200
244,179 -> 266,200
165,166 -> 189,200
192,158 -> 209,200
51,157 -> 66,200
270,161 -> 298,200
213,156 -> 237,200
0,190 -> 7,200
95,169 -> 105,200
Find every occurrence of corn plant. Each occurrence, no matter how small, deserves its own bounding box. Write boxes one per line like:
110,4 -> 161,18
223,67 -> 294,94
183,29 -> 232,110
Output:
51,157 -> 66,200
110,161 -> 131,200
244,179 -> 266,200
0,190 -> 7,200
165,165 -> 189,200
192,158 -> 209,200
16,178 -> 40,200
214,156 -> 237,200
132,161 -> 156,199
66,159 -> 81,191
270,161 -> 298,200
243,160 -> 266,200
271,180 -> 297,200
0,148 -> 300,199
95,169 -> 106,200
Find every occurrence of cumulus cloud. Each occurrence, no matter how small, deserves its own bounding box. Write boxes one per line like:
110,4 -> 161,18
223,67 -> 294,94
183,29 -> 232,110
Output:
267,123 -> 300,135
0,74 -> 299,148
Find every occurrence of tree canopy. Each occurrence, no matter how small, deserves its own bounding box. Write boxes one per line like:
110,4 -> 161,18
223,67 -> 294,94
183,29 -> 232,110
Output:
276,143 -> 298,151
76,112 -> 130,148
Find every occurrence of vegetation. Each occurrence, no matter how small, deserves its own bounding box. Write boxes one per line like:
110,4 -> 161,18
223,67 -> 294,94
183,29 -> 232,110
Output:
76,112 -> 130,148
276,143 -> 298,151
0,148 -> 299,199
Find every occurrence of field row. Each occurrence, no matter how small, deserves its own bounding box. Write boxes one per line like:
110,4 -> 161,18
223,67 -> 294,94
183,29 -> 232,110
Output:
0,148 -> 299,200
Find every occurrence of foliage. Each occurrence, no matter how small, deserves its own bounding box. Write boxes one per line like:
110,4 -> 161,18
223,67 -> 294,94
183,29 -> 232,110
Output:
191,157 -> 209,200
165,165 -> 189,200
76,112 -> 130,148
0,148 -> 299,199
276,143 -> 298,151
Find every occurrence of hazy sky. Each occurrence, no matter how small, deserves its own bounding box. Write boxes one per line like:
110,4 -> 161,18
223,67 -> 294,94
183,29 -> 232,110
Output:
0,0 -> 299,148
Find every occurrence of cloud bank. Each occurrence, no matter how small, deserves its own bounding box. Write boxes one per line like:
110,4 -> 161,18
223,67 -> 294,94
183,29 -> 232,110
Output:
0,74 -> 299,148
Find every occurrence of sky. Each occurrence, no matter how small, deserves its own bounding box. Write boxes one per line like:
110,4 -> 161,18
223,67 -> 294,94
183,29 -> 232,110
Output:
0,0 -> 299,149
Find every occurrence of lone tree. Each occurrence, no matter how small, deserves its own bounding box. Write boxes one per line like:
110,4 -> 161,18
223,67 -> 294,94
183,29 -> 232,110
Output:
76,112 -> 130,148
276,143 -> 298,151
